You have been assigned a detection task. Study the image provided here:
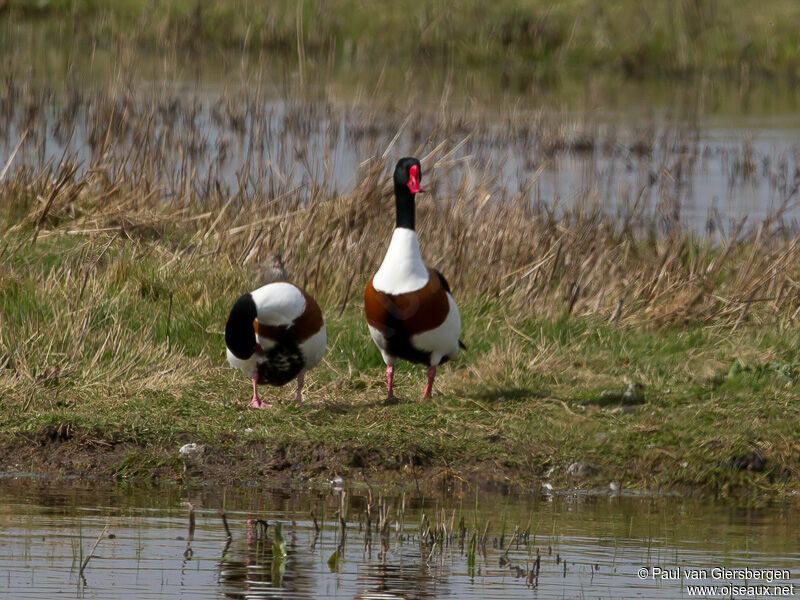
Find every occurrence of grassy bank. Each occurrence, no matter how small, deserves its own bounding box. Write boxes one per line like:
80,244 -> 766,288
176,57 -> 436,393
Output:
1,158 -> 799,499
0,51 -> 798,498
3,0 -> 800,81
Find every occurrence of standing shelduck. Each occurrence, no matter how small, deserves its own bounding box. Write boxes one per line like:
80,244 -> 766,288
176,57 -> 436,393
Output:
225,271 -> 326,408
365,157 -> 464,402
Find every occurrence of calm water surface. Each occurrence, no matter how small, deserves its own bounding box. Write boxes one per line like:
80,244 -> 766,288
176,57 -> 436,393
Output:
3,31 -> 800,234
2,81 -> 799,235
0,478 -> 797,599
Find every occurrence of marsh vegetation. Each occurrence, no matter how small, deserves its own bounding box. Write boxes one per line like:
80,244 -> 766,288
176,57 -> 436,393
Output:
2,478 -> 798,598
5,0 -> 800,80
0,5 -> 799,498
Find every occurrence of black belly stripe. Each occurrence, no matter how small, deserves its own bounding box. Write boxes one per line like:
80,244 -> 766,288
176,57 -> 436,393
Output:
255,339 -> 305,386
380,313 -> 432,365
365,269 -> 452,366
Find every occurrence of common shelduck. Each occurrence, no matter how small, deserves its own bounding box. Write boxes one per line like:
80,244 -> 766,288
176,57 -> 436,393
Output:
225,270 -> 326,408
364,157 -> 464,401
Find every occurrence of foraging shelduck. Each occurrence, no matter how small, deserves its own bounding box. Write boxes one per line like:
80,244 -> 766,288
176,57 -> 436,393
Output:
365,157 -> 464,401
225,271 -> 326,408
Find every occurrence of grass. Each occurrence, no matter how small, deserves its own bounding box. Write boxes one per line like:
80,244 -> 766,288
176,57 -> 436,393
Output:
0,159 -> 798,498
3,0 -> 800,82
0,47 -> 798,498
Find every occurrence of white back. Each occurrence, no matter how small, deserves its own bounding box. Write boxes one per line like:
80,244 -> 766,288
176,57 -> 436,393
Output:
372,228 -> 429,294
250,282 -> 306,326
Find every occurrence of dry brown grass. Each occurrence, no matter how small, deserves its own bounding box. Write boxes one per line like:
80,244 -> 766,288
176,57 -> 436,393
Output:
2,158 -> 799,493
3,147 -> 800,330
2,56 -> 798,331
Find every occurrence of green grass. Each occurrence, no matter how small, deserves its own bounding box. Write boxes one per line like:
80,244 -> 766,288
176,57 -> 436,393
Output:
1,227 -> 797,497
4,0 -> 800,81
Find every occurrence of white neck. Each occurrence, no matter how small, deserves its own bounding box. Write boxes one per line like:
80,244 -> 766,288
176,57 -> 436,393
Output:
372,228 -> 429,294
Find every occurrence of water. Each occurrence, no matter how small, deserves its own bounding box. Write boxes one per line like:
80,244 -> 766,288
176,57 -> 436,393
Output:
2,39 -> 800,235
1,477 -> 797,599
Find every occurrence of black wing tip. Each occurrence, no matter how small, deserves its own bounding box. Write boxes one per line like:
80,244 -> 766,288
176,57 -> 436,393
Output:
433,269 -> 453,294
459,339 -> 467,350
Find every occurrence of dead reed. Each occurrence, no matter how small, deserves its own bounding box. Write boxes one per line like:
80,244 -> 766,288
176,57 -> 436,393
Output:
1,63 -> 799,332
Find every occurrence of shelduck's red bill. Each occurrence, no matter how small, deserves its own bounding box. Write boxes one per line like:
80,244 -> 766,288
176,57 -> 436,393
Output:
407,164 -> 425,193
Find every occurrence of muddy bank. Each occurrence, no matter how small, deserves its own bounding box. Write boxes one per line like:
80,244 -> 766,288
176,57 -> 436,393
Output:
0,434 -> 519,490
1,433 -> 795,503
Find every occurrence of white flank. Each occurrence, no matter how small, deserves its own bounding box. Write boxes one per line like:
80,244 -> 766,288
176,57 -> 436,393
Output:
253,335 -> 278,352
410,293 -> 461,366
226,347 -> 259,376
368,324 -> 396,366
251,282 -> 306,325
372,228 -> 429,294
299,325 -> 327,371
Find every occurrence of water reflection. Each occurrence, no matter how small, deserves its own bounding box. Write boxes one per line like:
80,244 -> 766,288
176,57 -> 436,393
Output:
0,477 -> 797,599
217,520 -> 317,599
355,559 -> 445,600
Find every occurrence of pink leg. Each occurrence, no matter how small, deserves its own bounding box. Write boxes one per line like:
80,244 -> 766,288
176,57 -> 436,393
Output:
295,371 -> 305,405
249,373 -> 272,409
246,519 -> 256,565
422,366 -> 436,400
386,365 -> 395,402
